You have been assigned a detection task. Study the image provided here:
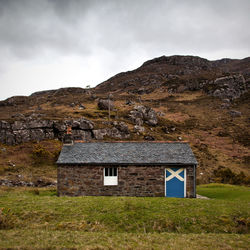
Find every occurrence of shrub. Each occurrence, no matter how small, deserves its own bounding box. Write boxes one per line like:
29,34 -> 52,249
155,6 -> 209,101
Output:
0,208 -> 17,229
29,189 -> 40,195
31,144 -> 52,166
213,166 -> 250,186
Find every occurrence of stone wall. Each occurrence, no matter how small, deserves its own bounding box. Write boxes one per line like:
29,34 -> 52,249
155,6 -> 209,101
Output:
57,165 -> 196,198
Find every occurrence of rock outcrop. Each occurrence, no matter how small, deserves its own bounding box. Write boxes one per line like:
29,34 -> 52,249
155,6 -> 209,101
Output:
229,110 -> 242,117
129,105 -> 158,126
98,99 -> 115,110
203,74 -> 247,100
93,122 -> 130,140
0,117 -> 130,145
95,55 -> 249,101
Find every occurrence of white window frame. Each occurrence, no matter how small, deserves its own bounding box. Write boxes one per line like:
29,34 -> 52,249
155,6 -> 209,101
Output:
103,167 -> 118,186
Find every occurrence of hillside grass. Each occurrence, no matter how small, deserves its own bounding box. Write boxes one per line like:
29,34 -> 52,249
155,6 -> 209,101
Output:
0,231 -> 248,249
0,89 -> 249,184
0,184 -> 249,248
0,140 -> 61,183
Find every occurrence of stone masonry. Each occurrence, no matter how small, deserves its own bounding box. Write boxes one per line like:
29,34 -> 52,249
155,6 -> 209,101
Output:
57,165 -> 195,197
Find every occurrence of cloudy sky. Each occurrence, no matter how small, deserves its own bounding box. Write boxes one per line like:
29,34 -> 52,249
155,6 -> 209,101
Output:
0,0 -> 249,100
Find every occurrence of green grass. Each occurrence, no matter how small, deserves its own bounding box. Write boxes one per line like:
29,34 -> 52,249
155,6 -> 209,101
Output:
197,183 -> 250,201
0,184 -> 249,248
0,231 -> 249,249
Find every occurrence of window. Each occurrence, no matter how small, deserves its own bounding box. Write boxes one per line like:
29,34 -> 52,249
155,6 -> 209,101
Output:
104,167 -> 118,186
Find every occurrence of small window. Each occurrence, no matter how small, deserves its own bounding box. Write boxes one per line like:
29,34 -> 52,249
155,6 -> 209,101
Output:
104,167 -> 118,185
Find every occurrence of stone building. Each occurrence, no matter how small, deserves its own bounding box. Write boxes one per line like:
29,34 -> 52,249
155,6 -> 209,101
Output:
57,142 -> 198,198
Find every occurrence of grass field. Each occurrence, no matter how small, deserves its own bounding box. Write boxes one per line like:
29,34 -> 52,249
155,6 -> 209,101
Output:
0,184 -> 249,249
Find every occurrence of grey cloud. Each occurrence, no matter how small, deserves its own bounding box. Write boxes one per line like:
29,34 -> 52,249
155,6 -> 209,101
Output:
0,0 -> 249,100
0,0 -> 249,59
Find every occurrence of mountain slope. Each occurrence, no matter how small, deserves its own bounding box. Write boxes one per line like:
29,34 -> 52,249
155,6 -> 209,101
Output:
0,55 -> 249,185
95,55 -> 250,94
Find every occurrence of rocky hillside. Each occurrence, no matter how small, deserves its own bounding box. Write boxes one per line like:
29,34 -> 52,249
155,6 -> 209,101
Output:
0,55 -> 249,186
95,55 -> 250,95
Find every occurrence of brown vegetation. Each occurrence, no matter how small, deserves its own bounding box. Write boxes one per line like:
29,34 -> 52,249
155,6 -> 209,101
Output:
0,55 -> 249,185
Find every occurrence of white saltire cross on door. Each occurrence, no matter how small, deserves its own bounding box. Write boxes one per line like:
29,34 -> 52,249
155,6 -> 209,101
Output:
166,168 -> 184,182
165,167 -> 186,198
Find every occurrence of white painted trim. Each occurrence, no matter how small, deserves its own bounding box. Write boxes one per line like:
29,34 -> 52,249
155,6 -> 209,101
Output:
164,168 -> 166,197
184,168 -> 186,198
104,176 -> 118,185
165,167 -> 186,198
103,167 -> 118,186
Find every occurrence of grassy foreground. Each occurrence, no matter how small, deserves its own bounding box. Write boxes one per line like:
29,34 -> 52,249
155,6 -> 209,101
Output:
0,231 -> 249,249
0,184 -> 249,249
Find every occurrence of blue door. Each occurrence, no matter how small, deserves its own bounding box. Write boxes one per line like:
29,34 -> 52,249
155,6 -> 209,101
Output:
166,168 -> 185,198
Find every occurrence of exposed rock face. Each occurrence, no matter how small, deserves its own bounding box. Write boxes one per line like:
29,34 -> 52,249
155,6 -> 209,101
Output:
71,118 -> 94,130
0,117 -> 94,145
0,119 -> 56,145
95,55 -> 249,99
98,99 -> 115,110
0,117 -> 130,145
204,74 -> 247,100
129,105 -> 158,126
93,122 -> 130,140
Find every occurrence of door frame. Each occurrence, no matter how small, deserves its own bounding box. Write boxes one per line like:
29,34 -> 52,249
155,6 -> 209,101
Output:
165,167 -> 186,198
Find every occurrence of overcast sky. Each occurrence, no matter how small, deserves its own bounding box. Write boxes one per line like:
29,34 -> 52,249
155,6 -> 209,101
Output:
0,0 -> 249,100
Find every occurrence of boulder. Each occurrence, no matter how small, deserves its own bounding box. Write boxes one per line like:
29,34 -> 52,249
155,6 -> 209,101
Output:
98,99 -> 115,110
144,135 -> 155,141
79,104 -> 85,110
11,113 -> 25,119
129,105 -> 158,126
71,118 -> 94,130
0,121 -> 11,129
156,111 -> 165,117
14,130 -> 30,144
12,121 -> 27,130
229,110 -> 241,117
53,121 -> 67,132
93,129 -> 109,140
27,119 -> 53,129
204,74 -> 247,100
221,103 -> 230,109
162,127 -> 169,134
72,130 -> 92,141
144,108 -> 158,126
134,125 -> 145,133
112,121 -> 129,134
0,130 -> 6,144
5,131 -> 15,145
78,118 -> 94,130
125,100 -> 134,106
30,129 -> 46,142
222,99 -> 230,104
93,122 -> 130,140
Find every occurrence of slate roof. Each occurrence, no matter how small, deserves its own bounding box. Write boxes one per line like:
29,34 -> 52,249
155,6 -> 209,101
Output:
57,142 -> 198,165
